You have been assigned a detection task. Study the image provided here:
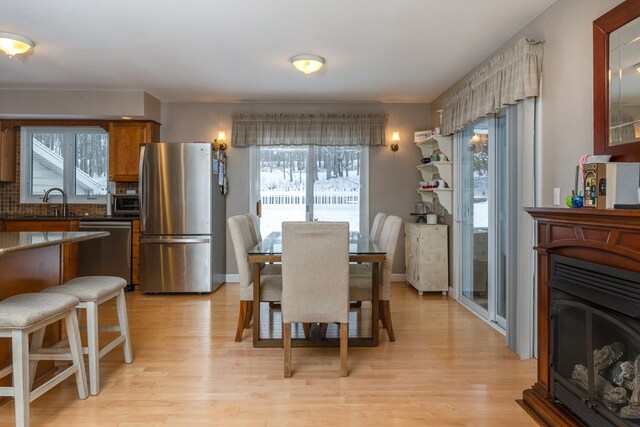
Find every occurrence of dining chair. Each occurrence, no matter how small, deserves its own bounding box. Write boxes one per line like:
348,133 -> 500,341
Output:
228,214 -> 282,342
246,212 -> 262,245
244,213 -> 281,276
350,212 -> 388,276
281,221 -> 350,377
349,214 -> 402,342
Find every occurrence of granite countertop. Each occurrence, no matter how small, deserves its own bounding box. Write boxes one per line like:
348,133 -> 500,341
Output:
0,215 -> 138,221
0,231 -> 109,255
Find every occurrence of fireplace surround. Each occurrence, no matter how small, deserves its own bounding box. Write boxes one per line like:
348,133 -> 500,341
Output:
523,208 -> 640,427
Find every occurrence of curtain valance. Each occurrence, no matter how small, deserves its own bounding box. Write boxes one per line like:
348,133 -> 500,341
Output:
231,113 -> 387,147
441,38 -> 544,135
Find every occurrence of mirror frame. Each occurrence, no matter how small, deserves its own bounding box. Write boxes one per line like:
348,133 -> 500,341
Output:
594,0 -> 640,162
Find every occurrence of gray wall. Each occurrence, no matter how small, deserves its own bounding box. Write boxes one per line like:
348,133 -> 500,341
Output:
430,0 -> 624,206
160,102 -> 430,275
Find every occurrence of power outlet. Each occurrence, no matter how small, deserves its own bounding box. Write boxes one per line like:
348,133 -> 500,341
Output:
553,187 -> 561,206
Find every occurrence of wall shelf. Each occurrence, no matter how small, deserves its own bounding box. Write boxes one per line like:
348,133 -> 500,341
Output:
416,162 -> 453,184
416,188 -> 452,214
415,135 -> 452,159
414,133 -> 453,214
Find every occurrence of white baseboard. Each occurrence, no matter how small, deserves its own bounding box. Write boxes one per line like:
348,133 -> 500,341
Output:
224,274 -> 239,283
391,273 -> 406,282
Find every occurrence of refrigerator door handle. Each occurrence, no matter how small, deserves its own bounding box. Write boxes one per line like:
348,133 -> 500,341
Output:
139,144 -> 146,233
140,237 -> 211,244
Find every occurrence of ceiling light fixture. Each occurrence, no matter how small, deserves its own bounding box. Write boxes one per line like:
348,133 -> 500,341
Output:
291,54 -> 325,75
0,32 -> 34,57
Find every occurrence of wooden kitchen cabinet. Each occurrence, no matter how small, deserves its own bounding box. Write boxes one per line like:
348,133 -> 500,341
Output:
131,219 -> 140,285
109,121 -> 160,182
0,123 -> 17,182
3,220 -> 80,282
404,223 -> 449,295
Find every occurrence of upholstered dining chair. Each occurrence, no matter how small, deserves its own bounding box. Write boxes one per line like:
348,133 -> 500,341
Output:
228,214 -> 282,342
350,212 -> 388,276
349,215 -> 402,342
370,212 -> 388,245
245,213 -> 262,245
281,221 -> 350,377
245,213 -> 281,276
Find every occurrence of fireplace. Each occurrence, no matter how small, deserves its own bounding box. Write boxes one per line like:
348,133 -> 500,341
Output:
549,255 -> 640,426
522,208 -> 640,427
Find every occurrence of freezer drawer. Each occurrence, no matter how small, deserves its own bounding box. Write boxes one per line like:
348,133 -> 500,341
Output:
140,236 -> 213,293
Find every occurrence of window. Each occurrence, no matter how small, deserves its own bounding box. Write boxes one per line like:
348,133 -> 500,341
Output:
21,127 -> 109,203
250,145 -> 367,236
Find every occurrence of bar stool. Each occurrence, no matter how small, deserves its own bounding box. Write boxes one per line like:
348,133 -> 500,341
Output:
0,293 -> 88,427
42,276 -> 133,396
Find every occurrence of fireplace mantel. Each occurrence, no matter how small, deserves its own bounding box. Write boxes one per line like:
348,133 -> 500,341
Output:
522,207 -> 640,426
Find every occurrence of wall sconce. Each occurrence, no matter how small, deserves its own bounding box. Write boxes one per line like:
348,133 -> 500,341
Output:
216,131 -> 227,151
390,131 -> 400,152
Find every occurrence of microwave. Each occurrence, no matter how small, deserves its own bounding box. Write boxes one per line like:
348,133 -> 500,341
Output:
112,194 -> 140,216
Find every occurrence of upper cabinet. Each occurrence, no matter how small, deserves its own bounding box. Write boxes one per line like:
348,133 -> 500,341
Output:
0,124 -> 17,182
109,121 -> 160,182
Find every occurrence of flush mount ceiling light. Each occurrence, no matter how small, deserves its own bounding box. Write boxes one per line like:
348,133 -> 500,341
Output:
0,32 -> 34,57
291,54 -> 325,75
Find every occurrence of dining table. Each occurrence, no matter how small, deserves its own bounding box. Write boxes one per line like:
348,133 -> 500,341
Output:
247,231 -> 386,348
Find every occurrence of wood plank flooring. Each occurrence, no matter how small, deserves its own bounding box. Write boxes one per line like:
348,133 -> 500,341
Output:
0,282 -> 538,426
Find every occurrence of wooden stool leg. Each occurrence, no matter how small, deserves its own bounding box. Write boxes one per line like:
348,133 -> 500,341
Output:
283,323 -> 292,378
340,323 -> 348,377
12,329 -> 29,427
116,290 -> 133,363
235,301 -> 250,342
86,301 -> 100,395
28,327 -> 45,389
65,311 -> 89,400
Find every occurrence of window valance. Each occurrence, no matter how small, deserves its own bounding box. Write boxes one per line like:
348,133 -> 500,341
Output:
441,38 -> 544,135
231,113 -> 387,147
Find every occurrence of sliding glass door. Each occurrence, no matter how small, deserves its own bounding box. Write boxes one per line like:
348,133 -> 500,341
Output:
253,145 -> 364,236
458,110 -> 513,329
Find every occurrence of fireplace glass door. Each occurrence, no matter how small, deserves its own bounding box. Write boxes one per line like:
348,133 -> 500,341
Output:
552,290 -> 640,426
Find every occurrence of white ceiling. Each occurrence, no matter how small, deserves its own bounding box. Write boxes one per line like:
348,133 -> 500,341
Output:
0,0 -> 555,103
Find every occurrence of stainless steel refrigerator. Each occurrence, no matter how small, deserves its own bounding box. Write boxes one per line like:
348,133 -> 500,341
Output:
139,142 -> 226,293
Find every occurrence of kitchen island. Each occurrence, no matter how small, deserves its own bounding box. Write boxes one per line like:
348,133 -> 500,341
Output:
0,231 -> 108,394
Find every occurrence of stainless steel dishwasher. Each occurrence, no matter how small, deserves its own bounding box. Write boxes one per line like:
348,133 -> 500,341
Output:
78,221 -> 133,291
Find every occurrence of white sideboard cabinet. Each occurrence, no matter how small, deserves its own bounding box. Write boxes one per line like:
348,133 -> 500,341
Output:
404,223 -> 449,295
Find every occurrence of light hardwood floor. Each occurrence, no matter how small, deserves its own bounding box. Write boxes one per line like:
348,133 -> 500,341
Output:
0,282 -> 538,426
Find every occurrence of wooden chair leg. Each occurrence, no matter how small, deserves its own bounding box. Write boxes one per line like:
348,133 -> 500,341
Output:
340,323 -> 348,377
319,323 -> 328,340
382,300 -> 395,342
302,323 -> 311,340
235,301 -> 250,342
283,323 -> 292,378
379,300 -> 388,330
243,301 -> 253,329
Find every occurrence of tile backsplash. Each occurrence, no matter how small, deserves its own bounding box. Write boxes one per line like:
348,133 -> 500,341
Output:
0,134 -> 136,216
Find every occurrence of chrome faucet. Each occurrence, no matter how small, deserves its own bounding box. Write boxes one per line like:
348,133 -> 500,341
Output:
43,187 -> 68,217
